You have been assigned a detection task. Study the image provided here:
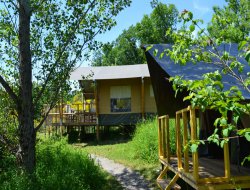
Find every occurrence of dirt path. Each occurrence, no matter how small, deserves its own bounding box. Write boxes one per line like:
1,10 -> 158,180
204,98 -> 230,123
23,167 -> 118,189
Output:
90,154 -> 154,190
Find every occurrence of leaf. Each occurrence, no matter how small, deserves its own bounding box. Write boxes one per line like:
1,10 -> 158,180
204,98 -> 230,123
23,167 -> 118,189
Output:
220,118 -> 227,126
220,140 -> 225,148
245,50 -> 250,63
189,24 -> 195,32
245,132 -> 250,142
145,45 -> 153,52
153,49 -> 158,56
190,143 -> 198,153
222,128 -> 229,137
238,41 -> 247,50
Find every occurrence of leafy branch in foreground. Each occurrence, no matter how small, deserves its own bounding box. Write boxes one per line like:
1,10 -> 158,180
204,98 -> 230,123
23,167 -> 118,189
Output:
159,8 -> 250,163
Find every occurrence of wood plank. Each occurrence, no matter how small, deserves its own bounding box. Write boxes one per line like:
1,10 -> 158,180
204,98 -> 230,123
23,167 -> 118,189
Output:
166,115 -> 170,163
182,111 -> 189,172
158,118 -> 163,157
176,114 -> 182,169
190,108 -> 199,180
157,179 -> 181,190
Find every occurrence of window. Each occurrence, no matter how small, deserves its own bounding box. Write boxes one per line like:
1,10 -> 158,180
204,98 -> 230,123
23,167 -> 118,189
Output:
110,86 -> 131,112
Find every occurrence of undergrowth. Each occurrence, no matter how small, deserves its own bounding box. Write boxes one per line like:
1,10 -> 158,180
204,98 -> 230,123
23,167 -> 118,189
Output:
131,118 -> 176,163
0,137 -> 118,190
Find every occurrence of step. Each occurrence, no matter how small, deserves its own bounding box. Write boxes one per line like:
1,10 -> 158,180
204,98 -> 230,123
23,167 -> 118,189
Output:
157,179 -> 181,190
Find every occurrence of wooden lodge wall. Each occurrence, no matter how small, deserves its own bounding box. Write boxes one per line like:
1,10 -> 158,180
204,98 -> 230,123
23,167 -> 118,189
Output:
97,78 -> 156,114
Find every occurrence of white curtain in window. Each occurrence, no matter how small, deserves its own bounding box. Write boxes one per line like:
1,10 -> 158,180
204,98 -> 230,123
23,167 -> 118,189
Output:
110,86 -> 131,98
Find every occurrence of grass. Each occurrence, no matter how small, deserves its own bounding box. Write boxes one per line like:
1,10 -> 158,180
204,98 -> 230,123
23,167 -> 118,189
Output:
0,136 -> 123,190
84,118 -> 177,187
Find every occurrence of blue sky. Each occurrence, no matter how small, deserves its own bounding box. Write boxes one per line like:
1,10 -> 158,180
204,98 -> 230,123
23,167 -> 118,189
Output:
96,0 -> 227,43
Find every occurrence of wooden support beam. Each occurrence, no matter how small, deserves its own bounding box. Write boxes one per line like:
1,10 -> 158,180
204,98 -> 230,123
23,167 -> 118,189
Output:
141,77 -> 145,120
165,115 -> 170,163
158,118 -> 163,157
182,110 -> 189,172
94,80 -> 100,141
166,173 -> 180,190
224,141 -> 231,180
157,166 -> 169,180
176,113 -> 182,169
190,107 -> 199,181
162,117 -> 167,158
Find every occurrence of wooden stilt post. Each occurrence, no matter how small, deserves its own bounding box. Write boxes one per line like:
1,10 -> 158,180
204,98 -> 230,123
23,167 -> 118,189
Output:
176,113 -> 182,169
158,117 -> 163,157
94,80 -> 100,141
224,140 -> 231,180
189,107 -> 199,180
182,111 -> 189,172
141,77 -> 145,120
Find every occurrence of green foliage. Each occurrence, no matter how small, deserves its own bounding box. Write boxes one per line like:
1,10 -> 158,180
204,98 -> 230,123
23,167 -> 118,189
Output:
92,2 -> 178,66
131,118 -> 176,163
207,0 -> 250,43
162,3 -> 250,164
0,137 -> 113,190
0,0 -> 131,171
131,119 -> 158,163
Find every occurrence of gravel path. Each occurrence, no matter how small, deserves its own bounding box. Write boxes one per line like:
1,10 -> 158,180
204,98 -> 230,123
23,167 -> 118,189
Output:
90,154 -> 154,190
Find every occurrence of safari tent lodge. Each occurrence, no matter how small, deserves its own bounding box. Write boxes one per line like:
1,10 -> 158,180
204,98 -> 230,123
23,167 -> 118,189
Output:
145,44 -> 250,190
45,64 -> 157,140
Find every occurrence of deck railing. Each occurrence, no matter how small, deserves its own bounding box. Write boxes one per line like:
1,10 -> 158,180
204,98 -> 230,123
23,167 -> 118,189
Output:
45,102 -> 97,126
158,106 -> 250,185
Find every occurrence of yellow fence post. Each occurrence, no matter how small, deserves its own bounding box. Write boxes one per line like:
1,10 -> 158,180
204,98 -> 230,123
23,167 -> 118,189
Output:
165,115 -> 170,163
224,140 -> 231,180
158,118 -> 163,158
182,111 -> 189,173
162,117 -> 167,158
190,107 -> 199,181
176,113 -> 182,169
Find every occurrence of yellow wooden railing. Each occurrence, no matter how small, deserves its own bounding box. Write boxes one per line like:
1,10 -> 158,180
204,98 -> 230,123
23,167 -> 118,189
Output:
45,103 -> 97,126
158,115 -> 170,163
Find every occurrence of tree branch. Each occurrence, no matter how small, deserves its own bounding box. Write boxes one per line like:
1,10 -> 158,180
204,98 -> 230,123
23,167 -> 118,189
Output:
0,74 -> 20,110
33,0 -> 98,104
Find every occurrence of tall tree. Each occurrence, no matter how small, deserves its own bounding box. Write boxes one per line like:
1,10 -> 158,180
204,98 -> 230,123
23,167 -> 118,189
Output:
0,0 -> 131,172
207,0 -> 250,43
92,2 -> 178,66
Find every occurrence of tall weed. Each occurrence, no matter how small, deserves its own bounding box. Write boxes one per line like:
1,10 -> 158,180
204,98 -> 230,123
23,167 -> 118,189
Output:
131,118 -> 176,163
0,137 -> 109,190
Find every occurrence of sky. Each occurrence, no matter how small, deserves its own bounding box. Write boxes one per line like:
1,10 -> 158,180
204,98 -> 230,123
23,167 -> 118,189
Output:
96,0 -> 227,43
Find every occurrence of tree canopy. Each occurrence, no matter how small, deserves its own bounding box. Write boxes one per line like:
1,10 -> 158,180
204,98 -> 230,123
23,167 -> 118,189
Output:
92,2 -> 178,66
158,2 -> 250,159
207,0 -> 250,43
0,0 -> 131,172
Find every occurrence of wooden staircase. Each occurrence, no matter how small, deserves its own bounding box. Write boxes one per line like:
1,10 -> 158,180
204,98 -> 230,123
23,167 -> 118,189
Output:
157,115 -> 181,190
157,165 -> 181,190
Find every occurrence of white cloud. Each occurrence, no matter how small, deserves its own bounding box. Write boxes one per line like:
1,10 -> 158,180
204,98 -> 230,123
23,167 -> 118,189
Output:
192,0 -> 211,16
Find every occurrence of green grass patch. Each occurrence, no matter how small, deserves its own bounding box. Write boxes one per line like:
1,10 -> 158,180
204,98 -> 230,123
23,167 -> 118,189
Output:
0,137 -> 122,190
84,118 -> 177,186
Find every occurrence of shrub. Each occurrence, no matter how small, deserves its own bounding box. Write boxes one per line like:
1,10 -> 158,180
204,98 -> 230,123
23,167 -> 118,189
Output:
131,119 -> 159,163
0,137 -> 109,190
131,118 -> 176,163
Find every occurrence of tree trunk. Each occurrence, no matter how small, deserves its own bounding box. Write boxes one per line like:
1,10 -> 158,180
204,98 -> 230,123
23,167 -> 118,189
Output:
18,0 -> 36,173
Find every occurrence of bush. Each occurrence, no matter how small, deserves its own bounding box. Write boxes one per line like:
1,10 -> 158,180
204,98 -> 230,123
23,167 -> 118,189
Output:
131,119 -> 159,163
0,137 -> 109,190
131,118 -> 176,163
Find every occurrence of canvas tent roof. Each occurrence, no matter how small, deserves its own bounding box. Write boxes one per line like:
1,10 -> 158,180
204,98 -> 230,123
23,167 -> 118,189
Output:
70,64 -> 150,80
144,43 -> 250,117
146,43 -> 250,99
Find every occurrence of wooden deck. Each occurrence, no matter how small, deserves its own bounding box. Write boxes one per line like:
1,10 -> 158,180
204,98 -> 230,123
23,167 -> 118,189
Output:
46,112 -> 97,126
45,103 -> 97,127
157,107 -> 250,190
